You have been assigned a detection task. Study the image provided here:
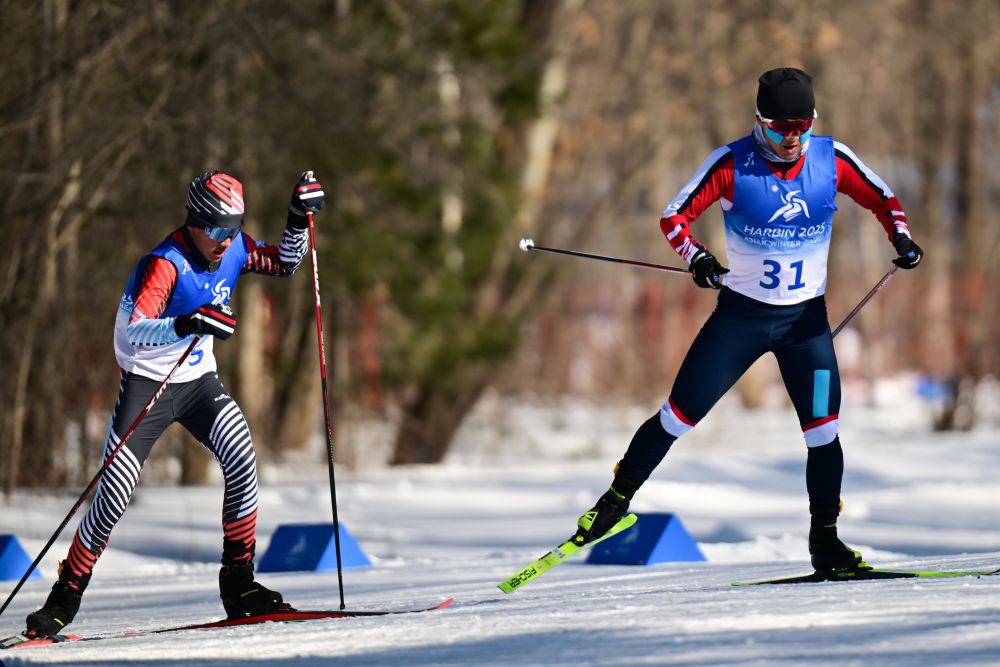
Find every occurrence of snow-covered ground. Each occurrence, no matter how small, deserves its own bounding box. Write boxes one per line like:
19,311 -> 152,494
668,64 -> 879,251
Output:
2,379 -> 999,665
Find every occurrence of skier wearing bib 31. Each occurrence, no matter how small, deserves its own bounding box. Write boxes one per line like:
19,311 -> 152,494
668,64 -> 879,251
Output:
573,68 -> 923,572
23,170 -> 326,639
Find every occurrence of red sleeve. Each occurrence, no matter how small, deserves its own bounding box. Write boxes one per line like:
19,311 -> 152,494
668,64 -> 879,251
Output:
242,232 -> 289,276
834,150 -> 909,241
131,256 -> 177,322
241,228 -> 307,277
660,154 -> 734,263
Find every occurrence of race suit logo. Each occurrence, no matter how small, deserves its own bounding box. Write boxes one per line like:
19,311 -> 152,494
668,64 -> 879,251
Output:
212,279 -> 231,305
767,189 -> 810,223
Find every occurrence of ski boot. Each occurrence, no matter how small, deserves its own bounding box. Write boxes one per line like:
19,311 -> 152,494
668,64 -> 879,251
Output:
808,502 -> 864,572
574,475 -> 641,545
219,560 -> 287,618
24,562 -> 91,639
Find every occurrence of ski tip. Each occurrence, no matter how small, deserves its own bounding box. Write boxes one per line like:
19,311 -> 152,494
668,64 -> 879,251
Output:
498,577 -> 526,594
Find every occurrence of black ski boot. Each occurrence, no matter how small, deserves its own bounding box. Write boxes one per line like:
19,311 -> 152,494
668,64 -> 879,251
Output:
809,503 -> 863,572
574,475 -> 641,545
219,560 -> 286,619
24,563 -> 91,639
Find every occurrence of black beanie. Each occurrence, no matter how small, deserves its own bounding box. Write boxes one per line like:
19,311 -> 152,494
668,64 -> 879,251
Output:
756,68 -> 814,120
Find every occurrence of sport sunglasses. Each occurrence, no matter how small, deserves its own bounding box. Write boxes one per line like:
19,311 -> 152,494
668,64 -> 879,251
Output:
757,109 -> 817,140
203,223 -> 243,242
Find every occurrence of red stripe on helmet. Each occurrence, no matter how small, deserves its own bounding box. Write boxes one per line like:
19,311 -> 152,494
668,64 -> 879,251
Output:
206,173 -> 246,214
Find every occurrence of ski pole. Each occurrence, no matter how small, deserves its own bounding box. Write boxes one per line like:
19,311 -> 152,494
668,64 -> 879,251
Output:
519,238 -> 896,339
0,335 -> 201,618
831,265 -> 898,339
306,208 -> 346,610
519,238 -> 690,275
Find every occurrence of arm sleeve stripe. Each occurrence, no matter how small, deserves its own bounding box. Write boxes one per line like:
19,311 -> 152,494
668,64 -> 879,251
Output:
663,146 -> 733,218
834,141 -> 895,201
242,227 -> 308,276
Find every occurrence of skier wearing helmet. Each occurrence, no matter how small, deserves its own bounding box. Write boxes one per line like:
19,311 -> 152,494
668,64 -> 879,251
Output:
23,170 -> 327,639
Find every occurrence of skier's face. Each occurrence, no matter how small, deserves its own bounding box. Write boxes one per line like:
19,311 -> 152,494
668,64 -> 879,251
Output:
757,116 -> 811,161
190,226 -> 236,262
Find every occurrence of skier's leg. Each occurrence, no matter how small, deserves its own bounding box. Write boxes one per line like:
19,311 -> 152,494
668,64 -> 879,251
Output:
178,373 -> 282,618
577,289 -> 768,543
25,373 -> 172,637
774,297 -> 861,571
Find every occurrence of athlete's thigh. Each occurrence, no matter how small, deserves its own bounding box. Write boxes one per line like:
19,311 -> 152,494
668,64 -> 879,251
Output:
670,291 -> 770,423
774,305 -> 841,428
174,373 -> 250,460
106,372 -> 175,465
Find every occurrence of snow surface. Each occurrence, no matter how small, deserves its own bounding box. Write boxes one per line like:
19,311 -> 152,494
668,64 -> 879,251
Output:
2,383 -> 1000,666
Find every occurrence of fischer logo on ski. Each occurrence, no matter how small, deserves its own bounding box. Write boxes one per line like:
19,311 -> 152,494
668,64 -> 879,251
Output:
498,513 -> 638,594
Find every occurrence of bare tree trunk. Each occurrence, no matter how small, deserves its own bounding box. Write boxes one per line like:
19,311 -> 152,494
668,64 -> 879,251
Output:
475,0 -> 579,319
390,373 -> 489,465
935,2 -> 991,431
913,1 -> 954,386
388,0 -> 573,465
7,159 -> 81,498
237,280 -> 268,440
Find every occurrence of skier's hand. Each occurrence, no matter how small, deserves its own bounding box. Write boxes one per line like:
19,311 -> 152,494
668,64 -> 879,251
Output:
289,170 -> 326,218
689,248 -> 729,289
174,303 -> 236,340
892,233 -> 923,269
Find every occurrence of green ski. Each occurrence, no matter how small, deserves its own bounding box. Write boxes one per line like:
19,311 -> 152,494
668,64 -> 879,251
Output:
733,565 -> 1000,586
498,513 -> 638,594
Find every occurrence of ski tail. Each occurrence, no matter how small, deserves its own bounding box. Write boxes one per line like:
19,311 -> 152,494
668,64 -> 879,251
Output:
498,513 -> 638,594
150,598 -> 456,632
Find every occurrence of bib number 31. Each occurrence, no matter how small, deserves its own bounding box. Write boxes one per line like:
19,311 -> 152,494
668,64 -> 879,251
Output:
760,259 -> 806,290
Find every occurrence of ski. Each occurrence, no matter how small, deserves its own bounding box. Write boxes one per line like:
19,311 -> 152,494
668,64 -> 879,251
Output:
1,598 -> 454,647
143,597 -> 455,633
1,633 -> 80,649
498,513 -> 638,594
733,566 -> 1000,586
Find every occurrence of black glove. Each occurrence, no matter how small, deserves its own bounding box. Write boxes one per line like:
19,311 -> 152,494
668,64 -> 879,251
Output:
892,233 -> 923,269
689,248 -> 729,289
289,170 -> 326,217
174,303 -> 236,340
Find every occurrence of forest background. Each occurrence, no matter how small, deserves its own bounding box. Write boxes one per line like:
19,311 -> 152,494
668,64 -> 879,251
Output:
2,0 -> 998,494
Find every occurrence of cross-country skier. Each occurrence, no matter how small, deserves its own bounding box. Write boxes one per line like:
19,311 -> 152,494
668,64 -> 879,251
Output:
573,68 -> 923,572
23,170 -> 327,639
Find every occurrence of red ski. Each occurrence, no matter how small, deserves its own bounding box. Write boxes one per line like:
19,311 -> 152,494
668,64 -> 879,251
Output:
1,598 -> 454,648
146,598 -> 455,633
1,633 -> 81,649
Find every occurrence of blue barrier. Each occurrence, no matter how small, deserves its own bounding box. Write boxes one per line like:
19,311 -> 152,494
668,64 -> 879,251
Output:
258,523 -> 371,573
586,513 -> 706,565
0,535 -> 42,581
